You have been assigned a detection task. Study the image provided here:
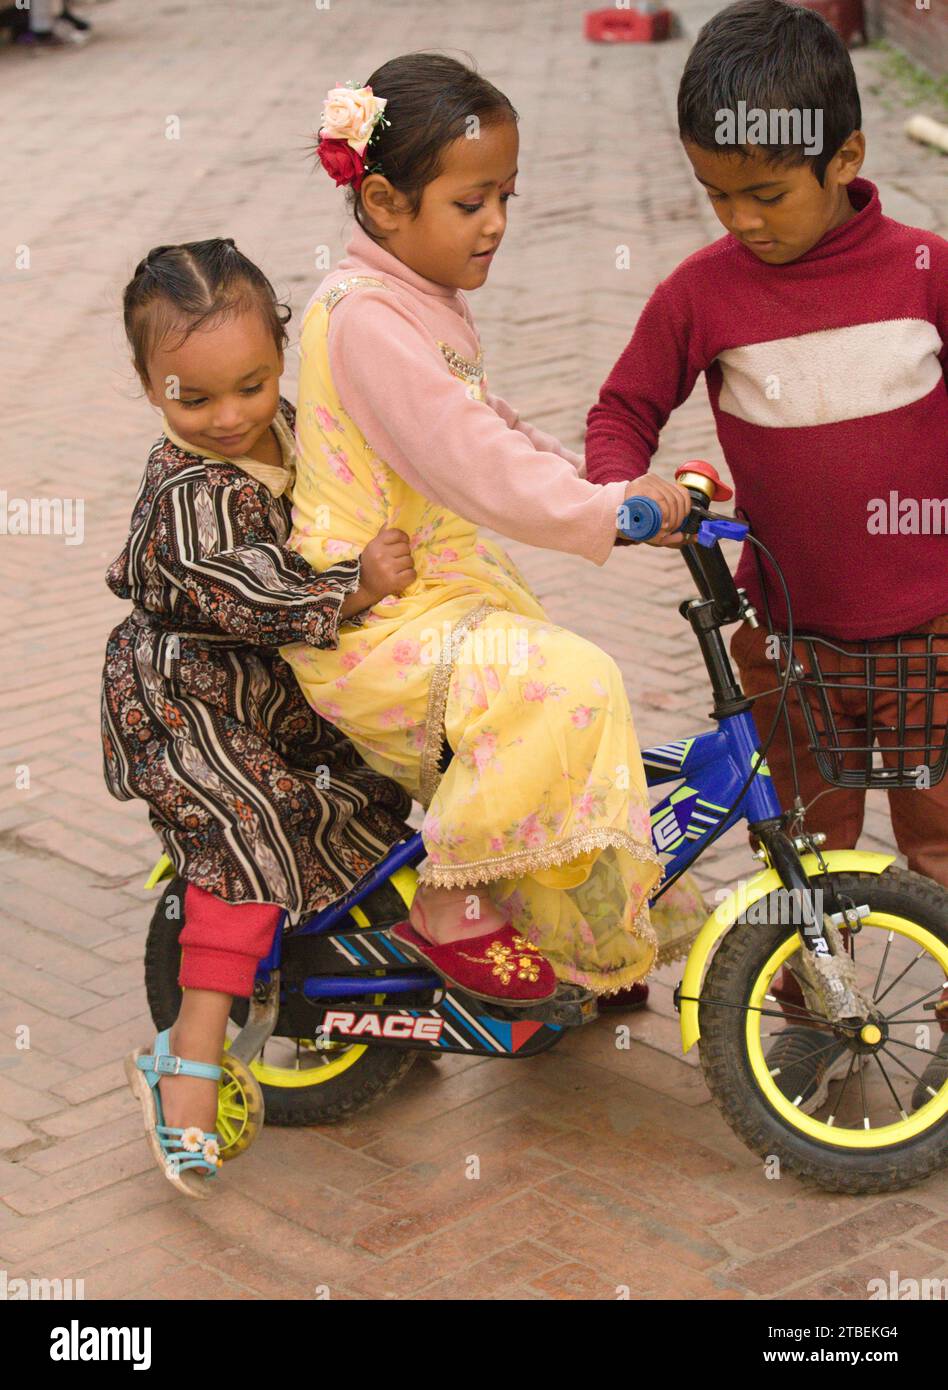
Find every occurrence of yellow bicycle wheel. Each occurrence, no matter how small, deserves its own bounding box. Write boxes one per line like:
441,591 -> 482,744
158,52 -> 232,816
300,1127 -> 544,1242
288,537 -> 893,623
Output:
698,867 -> 948,1192
216,1049 -> 265,1161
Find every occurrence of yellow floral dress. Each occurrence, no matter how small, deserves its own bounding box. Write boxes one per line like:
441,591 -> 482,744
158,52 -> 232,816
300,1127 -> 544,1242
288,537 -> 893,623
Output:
281,276 -> 703,994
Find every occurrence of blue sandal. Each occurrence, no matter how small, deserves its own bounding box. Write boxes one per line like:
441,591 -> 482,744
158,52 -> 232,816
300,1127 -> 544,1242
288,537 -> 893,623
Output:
125,1028 -> 224,1199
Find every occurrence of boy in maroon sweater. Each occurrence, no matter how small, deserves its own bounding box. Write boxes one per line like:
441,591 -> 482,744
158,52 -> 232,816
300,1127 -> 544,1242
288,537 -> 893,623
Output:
585,0 -> 948,1105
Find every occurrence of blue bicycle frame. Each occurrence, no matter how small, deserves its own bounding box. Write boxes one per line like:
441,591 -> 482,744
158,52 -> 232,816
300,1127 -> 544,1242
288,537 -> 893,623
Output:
252,704 -> 781,997
223,497 -> 846,1064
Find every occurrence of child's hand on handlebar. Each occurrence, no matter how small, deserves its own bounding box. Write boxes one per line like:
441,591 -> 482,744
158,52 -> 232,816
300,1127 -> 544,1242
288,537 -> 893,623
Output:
357,526 -> 416,606
619,476 -> 693,547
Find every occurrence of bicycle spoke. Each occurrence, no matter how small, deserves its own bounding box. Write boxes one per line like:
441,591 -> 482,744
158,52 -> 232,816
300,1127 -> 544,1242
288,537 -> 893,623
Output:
885,982 -> 948,1022
872,1053 -> 909,1122
871,930 -> 894,1003
878,1046 -> 925,1085
826,1051 -> 859,1127
771,1005 -> 825,1026
857,1055 -> 870,1130
878,1018 -> 946,1026
874,950 -> 927,1007
763,988 -> 825,1026
880,1035 -> 943,1060
683,992 -> 819,1022
768,1035 -> 844,1080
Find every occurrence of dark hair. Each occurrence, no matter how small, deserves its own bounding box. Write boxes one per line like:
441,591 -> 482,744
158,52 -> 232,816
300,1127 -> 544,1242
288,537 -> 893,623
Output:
323,53 -> 518,239
677,0 -> 861,184
123,237 -> 291,387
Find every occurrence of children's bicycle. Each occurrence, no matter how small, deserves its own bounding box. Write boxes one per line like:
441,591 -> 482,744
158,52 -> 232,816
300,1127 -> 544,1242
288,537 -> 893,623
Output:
143,462 -> 948,1193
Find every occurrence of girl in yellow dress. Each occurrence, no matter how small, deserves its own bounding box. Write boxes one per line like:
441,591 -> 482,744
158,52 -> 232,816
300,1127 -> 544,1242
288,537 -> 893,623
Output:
282,57 -> 706,1003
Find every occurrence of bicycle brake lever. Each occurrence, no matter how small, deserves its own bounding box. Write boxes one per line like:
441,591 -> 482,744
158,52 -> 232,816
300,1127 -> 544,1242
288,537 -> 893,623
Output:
695,517 -> 750,548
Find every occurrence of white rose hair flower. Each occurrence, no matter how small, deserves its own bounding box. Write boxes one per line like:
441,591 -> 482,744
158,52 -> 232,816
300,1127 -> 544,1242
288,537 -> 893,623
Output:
319,83 -> 388,156
316,80 -> 390,191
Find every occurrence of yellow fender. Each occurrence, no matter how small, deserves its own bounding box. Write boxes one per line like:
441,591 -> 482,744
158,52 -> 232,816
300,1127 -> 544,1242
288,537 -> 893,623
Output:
679,850 -> 895,1053
144,853 -> 175,890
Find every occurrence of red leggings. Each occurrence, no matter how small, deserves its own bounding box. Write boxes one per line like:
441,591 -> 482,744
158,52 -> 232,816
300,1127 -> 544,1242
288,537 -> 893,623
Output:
178,883 -> 282,997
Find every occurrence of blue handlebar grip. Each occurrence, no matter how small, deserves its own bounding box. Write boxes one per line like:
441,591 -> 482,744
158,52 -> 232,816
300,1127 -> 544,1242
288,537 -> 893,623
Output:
616,495 -> 664,542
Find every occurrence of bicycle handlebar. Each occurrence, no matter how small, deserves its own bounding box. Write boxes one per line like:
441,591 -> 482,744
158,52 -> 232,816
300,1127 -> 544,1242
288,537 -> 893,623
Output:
615,462 -> 752,627
615,494 -> 666,542
616,495 -> 749,549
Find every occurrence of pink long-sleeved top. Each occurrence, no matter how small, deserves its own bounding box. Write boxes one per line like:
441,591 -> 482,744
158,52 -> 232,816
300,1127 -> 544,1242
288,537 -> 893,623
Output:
309,220 -> 629,566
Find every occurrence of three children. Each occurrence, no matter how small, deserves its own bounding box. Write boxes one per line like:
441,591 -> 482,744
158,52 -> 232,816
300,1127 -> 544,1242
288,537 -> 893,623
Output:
105,1 -> 947,1194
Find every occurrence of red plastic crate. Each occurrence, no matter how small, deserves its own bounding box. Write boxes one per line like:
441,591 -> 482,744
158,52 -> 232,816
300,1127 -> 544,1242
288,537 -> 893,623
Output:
789,0 -> 865,45
584,7 -> 672,42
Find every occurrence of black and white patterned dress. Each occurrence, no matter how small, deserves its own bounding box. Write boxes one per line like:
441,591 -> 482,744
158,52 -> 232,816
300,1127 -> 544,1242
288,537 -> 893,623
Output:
100,398 -> 413,920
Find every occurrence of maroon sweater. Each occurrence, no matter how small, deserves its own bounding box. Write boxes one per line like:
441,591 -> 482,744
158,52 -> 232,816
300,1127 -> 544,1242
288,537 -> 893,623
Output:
585,179 -> 948,639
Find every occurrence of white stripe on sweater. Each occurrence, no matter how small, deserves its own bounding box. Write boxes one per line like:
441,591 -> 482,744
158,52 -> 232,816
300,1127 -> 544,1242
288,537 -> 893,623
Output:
716,319 -> 943,428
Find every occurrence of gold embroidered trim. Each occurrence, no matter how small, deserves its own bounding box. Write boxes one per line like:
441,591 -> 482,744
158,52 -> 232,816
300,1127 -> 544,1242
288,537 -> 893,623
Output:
588,899 -> 659,999
317,276 -> 387,314
416,829 -> 664,891
437,341 -> 484,384
418,599 -> 504,809
654,925 -> 701,969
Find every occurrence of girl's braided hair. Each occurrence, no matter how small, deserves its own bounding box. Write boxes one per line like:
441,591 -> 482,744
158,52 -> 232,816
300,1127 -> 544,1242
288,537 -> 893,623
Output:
123,237 -> 290,386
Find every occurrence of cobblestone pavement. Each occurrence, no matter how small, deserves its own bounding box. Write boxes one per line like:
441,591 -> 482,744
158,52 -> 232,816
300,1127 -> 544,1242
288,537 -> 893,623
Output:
1,0 -> 946,1301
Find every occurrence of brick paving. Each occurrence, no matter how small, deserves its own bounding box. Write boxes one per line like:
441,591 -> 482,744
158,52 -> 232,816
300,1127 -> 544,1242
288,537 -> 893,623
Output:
1,0 -> 946,1301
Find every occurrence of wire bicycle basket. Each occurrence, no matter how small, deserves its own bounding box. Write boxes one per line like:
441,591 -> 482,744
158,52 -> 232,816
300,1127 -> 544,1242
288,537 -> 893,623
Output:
773,631 -> 948,790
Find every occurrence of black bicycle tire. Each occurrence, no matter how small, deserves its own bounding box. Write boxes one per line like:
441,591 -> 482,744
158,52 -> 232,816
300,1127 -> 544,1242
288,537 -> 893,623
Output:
698,866 -> 948,1193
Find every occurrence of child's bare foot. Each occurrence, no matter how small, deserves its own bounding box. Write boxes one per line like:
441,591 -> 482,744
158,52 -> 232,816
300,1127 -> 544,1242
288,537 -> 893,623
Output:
409,886 -> 508,945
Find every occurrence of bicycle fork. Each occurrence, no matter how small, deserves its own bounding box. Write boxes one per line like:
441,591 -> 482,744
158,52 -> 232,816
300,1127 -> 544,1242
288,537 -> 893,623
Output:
751,818 -> 876,1029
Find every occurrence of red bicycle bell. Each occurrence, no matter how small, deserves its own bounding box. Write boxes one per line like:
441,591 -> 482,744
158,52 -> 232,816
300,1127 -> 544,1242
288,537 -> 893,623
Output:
675,460 -> 733,503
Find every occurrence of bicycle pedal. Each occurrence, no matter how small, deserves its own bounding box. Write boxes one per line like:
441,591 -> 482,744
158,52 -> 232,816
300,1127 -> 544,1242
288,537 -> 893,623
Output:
463,984 -> 598,1027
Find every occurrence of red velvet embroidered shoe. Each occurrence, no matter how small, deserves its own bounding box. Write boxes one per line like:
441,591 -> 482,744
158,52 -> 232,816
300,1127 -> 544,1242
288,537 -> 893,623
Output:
596,982 -> 649,1011
390,920 -> 557,1006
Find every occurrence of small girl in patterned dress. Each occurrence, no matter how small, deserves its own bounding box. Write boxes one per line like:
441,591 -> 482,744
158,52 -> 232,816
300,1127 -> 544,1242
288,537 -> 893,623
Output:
103,238 -> 416,1195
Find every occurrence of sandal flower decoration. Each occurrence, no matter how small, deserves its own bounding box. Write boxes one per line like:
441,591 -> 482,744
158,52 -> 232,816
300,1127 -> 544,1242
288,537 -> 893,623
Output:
171,1126 -> 222,1168
202,1137 -> 222,1167
179,1125 -> 206,1153
316,81 -> 389,191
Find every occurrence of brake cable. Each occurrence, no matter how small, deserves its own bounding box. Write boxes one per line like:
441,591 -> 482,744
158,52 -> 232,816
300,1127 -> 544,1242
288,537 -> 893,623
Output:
649,526 -> 797,902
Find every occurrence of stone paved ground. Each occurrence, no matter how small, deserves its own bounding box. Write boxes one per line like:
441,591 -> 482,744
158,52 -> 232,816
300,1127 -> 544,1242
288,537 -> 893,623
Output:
1,0 -> 946,1302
